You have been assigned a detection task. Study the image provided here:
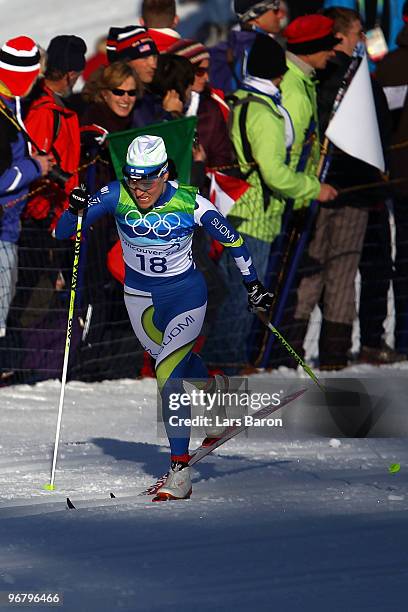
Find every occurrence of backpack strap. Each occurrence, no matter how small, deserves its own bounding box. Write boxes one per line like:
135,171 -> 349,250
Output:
229,93 -> 282,117
50,108 -> 62,164
27,98 -> 63,163
229,94 -> 281,211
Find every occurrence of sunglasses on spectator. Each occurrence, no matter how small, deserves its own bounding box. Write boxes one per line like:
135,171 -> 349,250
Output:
110,88 -> 138,97
195,66 -> 209,77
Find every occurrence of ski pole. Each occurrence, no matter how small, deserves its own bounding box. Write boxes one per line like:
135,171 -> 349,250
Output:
256,311 -> 325,392
44,211 -> 85,491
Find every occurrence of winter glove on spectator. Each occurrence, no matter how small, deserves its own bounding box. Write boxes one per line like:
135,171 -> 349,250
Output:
80,124 -> 109,150
69,185 -> 89,215
245,280 -> 274,313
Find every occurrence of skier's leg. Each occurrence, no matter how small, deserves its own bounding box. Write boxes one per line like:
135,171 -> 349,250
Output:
151,272 -> 208,500
155,301 -> 207,458
124,290 -> 162,360
188,352 -> 209,379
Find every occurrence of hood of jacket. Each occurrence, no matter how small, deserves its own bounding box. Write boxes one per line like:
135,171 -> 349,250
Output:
28,82 -> 76,118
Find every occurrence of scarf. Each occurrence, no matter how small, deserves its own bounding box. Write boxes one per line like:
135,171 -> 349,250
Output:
242,74 -> 294,149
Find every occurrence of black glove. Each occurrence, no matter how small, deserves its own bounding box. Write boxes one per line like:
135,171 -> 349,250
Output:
80,124 -> 109,150
69,186 -> 89,215
245,280 -> 274,313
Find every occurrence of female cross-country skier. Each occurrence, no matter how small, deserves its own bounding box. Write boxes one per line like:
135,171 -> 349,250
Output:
56,134 -> 272,501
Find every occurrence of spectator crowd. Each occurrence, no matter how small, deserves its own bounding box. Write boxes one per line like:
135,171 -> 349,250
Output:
0,0 -> 407,385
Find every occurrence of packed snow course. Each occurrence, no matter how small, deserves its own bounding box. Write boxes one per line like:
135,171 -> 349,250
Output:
0,365 -> 407,611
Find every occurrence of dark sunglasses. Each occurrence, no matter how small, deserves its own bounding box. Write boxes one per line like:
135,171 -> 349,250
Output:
194,66 -> 209,77
110,88 -> 138,97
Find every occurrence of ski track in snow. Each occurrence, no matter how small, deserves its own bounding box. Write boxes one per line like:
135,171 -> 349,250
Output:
0,371 -> 408,611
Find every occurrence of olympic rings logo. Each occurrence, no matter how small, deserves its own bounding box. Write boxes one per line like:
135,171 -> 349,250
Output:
124,210 -> 181,237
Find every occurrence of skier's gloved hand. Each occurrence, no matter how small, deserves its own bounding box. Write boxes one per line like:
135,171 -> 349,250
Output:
245,280 -> 274,313
69,186 -> 89,215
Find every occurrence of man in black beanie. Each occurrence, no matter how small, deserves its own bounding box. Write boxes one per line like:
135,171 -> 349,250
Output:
207,34 -> 337,370
46,35 -> 88,80
19,35 -> 87,323
25,34 -> 87,220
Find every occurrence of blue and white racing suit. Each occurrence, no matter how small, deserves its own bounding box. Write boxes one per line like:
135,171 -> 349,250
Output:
56,180 -> 258,456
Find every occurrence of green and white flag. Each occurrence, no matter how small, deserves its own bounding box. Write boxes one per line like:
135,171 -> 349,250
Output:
107,116 -> 197,183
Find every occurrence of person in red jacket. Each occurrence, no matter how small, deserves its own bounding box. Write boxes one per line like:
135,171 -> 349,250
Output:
25,35 -> 87,232
16,35 -> 87,330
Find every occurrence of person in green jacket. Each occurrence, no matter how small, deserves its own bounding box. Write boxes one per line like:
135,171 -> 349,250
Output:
281,14 -> 341,209
204,34 -> 337,372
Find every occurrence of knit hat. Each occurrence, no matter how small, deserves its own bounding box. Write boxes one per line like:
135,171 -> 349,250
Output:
46,35 -> 87,73
247,34 -> 287,79
106,26 -> 158,63
167,39 -> 210,65
0,36 -> 41,97
234,0 -> 280,24
284,15 -> 340,55
123,135 -> 168,179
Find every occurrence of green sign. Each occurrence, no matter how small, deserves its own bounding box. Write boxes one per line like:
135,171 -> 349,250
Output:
107,116 -> 197,183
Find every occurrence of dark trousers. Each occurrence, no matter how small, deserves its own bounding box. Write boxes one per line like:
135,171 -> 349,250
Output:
394,197 -> 408,353
359,205 -> 392,349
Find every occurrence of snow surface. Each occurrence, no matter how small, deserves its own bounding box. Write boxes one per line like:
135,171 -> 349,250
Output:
1,366 -> 408,611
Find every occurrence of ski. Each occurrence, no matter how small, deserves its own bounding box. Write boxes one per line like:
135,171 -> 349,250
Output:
66,387 -> 306,509
188,387 -> 306,466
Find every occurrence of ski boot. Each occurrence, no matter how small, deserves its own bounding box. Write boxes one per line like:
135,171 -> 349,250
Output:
153,460 -> 192,502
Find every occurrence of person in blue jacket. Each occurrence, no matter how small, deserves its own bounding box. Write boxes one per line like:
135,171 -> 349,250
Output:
56,134 -> 273,500
210,0 -> 287,93
0,36 -> 53,342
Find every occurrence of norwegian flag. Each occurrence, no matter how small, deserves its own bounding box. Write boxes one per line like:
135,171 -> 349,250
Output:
209,171 -> 250,217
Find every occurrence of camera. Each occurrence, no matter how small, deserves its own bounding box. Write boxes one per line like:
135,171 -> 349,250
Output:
37,151 -> 72,188
47,165 -> 72,188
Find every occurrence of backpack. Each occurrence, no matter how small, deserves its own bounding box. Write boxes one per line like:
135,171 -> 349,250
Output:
226,93 -> 282,211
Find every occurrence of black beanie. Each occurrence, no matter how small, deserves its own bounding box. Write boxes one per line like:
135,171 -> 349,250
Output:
46,35 -> 87,72
247,34 -> 287,80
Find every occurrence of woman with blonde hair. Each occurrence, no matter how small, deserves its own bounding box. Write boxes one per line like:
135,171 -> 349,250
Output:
78,62 -> 144,381
81,61 -> 143,186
